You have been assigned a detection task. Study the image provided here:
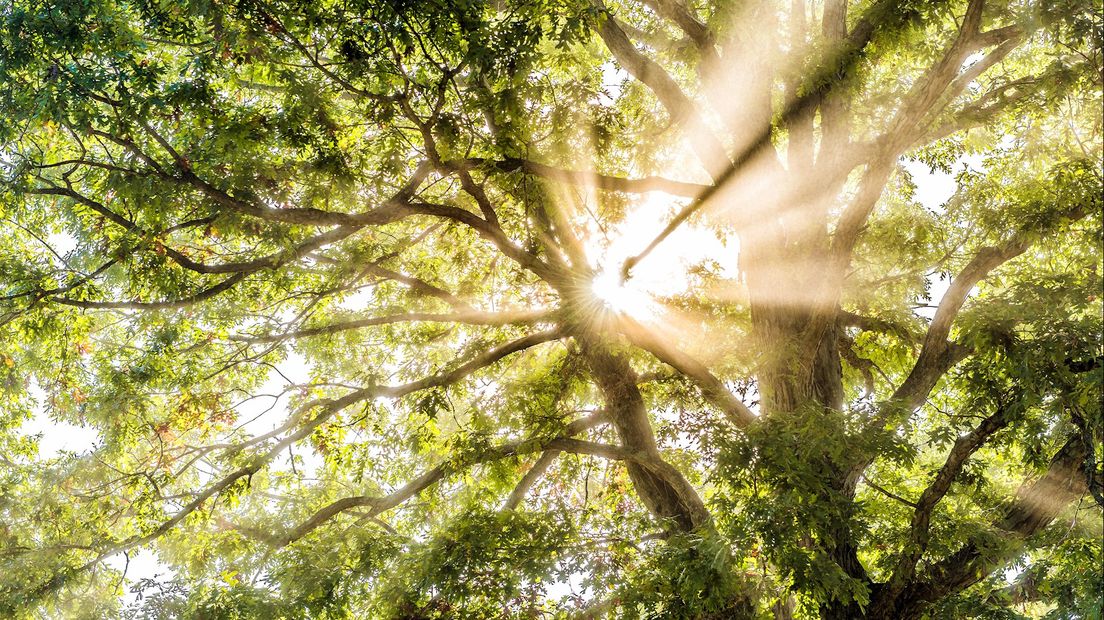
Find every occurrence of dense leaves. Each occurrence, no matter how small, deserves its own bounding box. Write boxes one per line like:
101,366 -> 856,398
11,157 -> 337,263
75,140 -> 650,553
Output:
0,0 -> 1100,618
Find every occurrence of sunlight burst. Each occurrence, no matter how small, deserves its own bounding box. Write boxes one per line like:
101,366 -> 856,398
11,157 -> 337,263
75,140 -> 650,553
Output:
590,268 -> 655,317
582,192 -> 739,321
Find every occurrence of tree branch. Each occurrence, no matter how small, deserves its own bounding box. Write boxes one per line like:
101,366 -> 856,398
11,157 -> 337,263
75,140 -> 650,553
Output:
232,309 -> 553,344
48,225 -> 360,310
283,413 -> 608,544
406,202 -> 564,283
24,328 -> 565,601
861,475 -> 919,509
52,273 -> 248,311
819,0 -> 850,155
839,310 -> 918,344
639,0 -> 716,58
72,125 -> 433,228
884,434 -> 1090,618
618,0 -> 917,280
591,0 -> 732,181
796,0 -> 1007,370
878,400 -> 1014,606
618,317 -> 756,428
502,450 -> 560,511
892,240 -> 1030,413
360,261 -> 476,312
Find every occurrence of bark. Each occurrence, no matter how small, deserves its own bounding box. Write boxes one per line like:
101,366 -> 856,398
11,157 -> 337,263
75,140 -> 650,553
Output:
502,450 -> 559,511
742,205 -> 868,620
819,0 -> 849,157
581,338 -> 711,531
744,218 -> 844,416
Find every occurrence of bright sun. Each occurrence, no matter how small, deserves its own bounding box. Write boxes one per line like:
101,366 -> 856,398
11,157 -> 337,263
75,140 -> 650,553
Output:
590,268 -> 655,316
583,193 -> 738,321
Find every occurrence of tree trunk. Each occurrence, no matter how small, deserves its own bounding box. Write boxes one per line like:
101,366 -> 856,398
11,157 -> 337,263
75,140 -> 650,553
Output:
743,209 -> 872,618
743,198 -> 843,415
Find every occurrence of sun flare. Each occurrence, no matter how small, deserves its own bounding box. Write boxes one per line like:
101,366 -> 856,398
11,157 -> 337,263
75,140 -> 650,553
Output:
590,268 -> 656,316
582,193 -> 739,321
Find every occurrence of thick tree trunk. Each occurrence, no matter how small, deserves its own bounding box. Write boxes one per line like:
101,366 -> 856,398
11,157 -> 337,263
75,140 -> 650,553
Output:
743,209 -> 873,618
743,195 -> 843,415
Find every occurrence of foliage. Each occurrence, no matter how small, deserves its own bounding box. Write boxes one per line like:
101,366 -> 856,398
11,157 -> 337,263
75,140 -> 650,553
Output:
0,0 -> 1100,618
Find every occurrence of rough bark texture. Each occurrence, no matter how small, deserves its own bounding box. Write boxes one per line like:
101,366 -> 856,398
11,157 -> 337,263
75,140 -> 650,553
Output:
743,216 -> 873,620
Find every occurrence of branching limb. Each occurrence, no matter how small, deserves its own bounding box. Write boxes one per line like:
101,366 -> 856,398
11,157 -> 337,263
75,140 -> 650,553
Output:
580,337 -> 711,530
892,239 -> 1030,413
916,74 -> 1040,147
819,0 -> 850,155
798,5 -> 1000,362
942,34 -> 1025,107
877,400 -> 1015,607
60,124 -> 434,228
360,261 -> 476,312
48,225 -> 360,310
591,0 -> 732,181
30,183 -> 362,278
618,317 -> 756,428
23,328 -> 564,601
639,0 -> 716,59
796,0 -> 1019,364
884,435 -> 1091,618
502,450 -> 560,511
52,273 -> 248,311
838,310 -> 918,344
860,475 -> 919,509
407,202 -> 564,283
637,0 -> 733,129
232,309 -> 553,344
887,194 -> 1092,421
618,0 -> 914,280
252,2 -> 405,103
283,413 -> 608,544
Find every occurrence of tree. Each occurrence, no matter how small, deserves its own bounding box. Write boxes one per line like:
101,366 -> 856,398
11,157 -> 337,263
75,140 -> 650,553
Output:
0,0 -> 1100,617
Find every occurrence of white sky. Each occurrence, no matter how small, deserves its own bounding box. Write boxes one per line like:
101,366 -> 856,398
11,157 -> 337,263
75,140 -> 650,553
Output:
904,155 -> 987,318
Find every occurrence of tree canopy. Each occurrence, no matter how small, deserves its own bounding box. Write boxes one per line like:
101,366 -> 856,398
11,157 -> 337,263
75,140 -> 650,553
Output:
0,0 -> 1100,617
